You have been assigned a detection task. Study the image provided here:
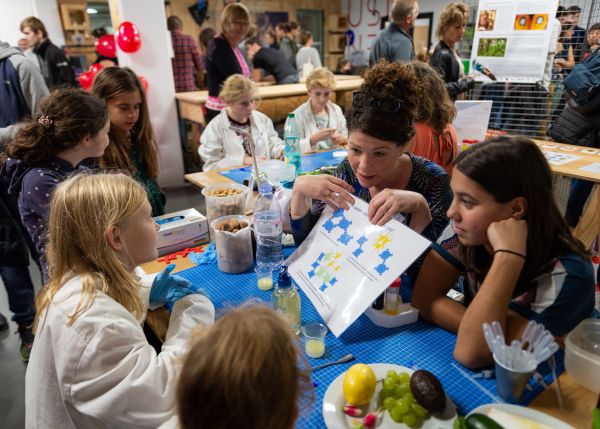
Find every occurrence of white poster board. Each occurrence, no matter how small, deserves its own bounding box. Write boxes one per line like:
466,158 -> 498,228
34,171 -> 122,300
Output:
286,199 -> 431,337
453,100 -> 493,145
470,0 -> 559,83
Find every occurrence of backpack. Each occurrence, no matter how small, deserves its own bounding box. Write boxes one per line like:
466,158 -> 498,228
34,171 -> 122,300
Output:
0,56 -> 29,127
563,49 -> 600,113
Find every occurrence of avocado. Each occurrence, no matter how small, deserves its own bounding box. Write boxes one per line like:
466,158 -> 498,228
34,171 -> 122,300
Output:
409,370 -> 446,414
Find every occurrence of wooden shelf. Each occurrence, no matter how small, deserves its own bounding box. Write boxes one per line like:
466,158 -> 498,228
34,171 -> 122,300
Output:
60,4 -> 91,31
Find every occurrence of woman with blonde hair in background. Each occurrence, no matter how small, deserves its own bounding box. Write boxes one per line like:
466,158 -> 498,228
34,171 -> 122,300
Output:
204,3 -> 251,123
199,74 -> 284,171
429,2 -> 474,100
26,172 -> 214,428
408,61 -> 458,173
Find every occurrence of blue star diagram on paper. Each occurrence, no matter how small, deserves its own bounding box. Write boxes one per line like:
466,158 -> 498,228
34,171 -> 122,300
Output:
309,209 -> 394,291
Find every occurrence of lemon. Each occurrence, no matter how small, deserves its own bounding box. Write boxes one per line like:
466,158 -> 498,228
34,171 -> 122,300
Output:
342,363 -> 376,406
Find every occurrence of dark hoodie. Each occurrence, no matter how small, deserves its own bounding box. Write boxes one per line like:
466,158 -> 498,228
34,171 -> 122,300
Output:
1,156 -> 88,282
33,39 -> 77,90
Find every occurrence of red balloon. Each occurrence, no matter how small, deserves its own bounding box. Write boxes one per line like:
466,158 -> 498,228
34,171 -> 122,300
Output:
138,75 -> 149,93
95,35 -> 116,57
79,71 -> 94,91
88,63 -> 103,76
117,21 -> 142,53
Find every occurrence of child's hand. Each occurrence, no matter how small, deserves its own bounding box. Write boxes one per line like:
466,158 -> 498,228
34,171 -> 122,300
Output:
310,128 -> 336,146
330,132 -> 347,147
487,218 -> 527,257
150,264 -> 197,307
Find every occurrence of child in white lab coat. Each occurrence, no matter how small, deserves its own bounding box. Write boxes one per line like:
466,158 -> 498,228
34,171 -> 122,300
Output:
286,68 -> 348,153
171,304 -> 313,429
25,172 -> 215,428
199,74 -> 284,171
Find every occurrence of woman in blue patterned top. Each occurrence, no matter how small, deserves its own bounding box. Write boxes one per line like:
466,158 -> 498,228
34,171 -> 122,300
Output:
290,60 -> 451,283
412,136 -> 594,369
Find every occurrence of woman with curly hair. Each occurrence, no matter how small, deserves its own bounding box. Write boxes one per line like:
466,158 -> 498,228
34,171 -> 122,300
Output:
289,60 -> 451,283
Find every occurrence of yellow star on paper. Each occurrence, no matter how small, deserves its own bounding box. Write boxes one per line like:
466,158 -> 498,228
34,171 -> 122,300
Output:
373,233 -> 391,250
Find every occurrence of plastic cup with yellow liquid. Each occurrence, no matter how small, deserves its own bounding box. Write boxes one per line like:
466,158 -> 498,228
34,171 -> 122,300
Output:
302,322 -> 328,358
255,266 -> 274,291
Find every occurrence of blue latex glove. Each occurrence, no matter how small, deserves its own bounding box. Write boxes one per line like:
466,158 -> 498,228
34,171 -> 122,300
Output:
150,264 -> 196,308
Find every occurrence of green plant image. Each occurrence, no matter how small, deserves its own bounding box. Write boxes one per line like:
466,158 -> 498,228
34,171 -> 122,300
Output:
477,38 -> 507,57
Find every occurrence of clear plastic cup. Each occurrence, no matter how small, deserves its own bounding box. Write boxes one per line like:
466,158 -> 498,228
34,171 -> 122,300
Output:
301,322 -> 327,358
255,265 -> 274,291
493,352 -> 536,403
202,183 -> 249,238
211,215 -> 253,274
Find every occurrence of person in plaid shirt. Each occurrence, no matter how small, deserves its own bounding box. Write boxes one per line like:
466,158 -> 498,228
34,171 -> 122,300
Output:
168,16 -> 204,93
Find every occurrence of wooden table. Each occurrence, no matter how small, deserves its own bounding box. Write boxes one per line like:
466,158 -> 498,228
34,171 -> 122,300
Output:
533,139 -> 600,249
175,77 -> 363,125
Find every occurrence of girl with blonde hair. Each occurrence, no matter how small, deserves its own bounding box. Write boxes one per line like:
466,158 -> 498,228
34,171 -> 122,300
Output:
172,304 -> 313,429
26,172 -> 215,428
199,74 -> 284,171
408,61 -> 458,173
91,66 -> 165,216
286,68 -> 348,152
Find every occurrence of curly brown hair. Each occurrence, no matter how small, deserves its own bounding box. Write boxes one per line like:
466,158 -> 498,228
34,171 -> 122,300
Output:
406,61 -> 456,133
346,60 -> 422,146
7,88 -> 107,165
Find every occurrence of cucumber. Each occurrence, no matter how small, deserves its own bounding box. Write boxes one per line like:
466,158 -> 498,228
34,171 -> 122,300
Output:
465,413 -> 505,429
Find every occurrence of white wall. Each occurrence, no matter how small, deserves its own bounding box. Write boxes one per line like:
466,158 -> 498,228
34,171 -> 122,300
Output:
115,0 -> 184,188
0,0 -> 64,47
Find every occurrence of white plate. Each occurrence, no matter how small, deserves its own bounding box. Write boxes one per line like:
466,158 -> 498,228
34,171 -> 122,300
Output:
468,404 -> 575,429
323,363 -> 456,429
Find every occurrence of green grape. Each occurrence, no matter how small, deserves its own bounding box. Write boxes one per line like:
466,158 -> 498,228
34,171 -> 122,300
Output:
393,384 -> 405,398
396,382 -> 410,396
380,387 -> 394,401
398,372 -> 410,384
411,402 -> 427,418
395,398 -> 410,414
403,392 -> 414,403
403,412 -> 417,427
386,370 -> 399,383
383,396 -> 396,410
383,376 -> 396,391
390,405 -> 404,423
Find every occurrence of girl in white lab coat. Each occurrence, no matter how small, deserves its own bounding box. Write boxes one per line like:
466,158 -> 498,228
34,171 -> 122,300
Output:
199,74 -> 284,171
26,173 -> 215,429
285,68 -> 348,153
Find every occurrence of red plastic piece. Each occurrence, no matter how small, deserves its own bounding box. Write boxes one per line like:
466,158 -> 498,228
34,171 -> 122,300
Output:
157,245 -> 206,264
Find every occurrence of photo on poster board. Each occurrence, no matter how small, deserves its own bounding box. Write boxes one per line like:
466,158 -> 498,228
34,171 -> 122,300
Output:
286,199 -> 431,337
470,0 -> 559,83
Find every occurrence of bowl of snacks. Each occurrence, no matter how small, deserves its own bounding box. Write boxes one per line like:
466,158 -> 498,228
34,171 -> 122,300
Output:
211,215 -> 253,273
202,183 -> 249,237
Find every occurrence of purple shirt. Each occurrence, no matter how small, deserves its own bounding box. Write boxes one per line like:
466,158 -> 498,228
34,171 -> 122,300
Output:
3,156 -> 88,281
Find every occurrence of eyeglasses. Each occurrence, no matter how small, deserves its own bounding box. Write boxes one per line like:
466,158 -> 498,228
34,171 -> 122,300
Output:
352,91 -> 403,113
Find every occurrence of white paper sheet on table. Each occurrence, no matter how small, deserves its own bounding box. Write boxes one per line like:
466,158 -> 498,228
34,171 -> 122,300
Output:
453,100 -> 493,145
579,163 -> 600,174
543,151 -> 581,166
286,198 -> 431,337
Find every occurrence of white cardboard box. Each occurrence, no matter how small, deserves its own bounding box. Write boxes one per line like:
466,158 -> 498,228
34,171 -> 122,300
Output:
154,208 -> 209,256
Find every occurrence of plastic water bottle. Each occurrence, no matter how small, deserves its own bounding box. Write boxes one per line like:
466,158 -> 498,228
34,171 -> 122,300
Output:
254,182 -> 283,271
284,113 -> 301,175
272,266 -> 301,334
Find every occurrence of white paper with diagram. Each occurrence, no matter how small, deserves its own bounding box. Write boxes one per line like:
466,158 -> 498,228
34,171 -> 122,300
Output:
286,198 -> 431,337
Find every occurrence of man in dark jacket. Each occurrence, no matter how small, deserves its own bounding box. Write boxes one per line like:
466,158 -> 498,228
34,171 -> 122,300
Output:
369,0 -> 419,65
246,38 -> 299,84
550,106 -> 600,227
20,16 -> 77,89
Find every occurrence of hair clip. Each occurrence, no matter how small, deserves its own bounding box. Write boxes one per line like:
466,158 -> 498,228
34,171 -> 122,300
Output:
38,116 -> 53,127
